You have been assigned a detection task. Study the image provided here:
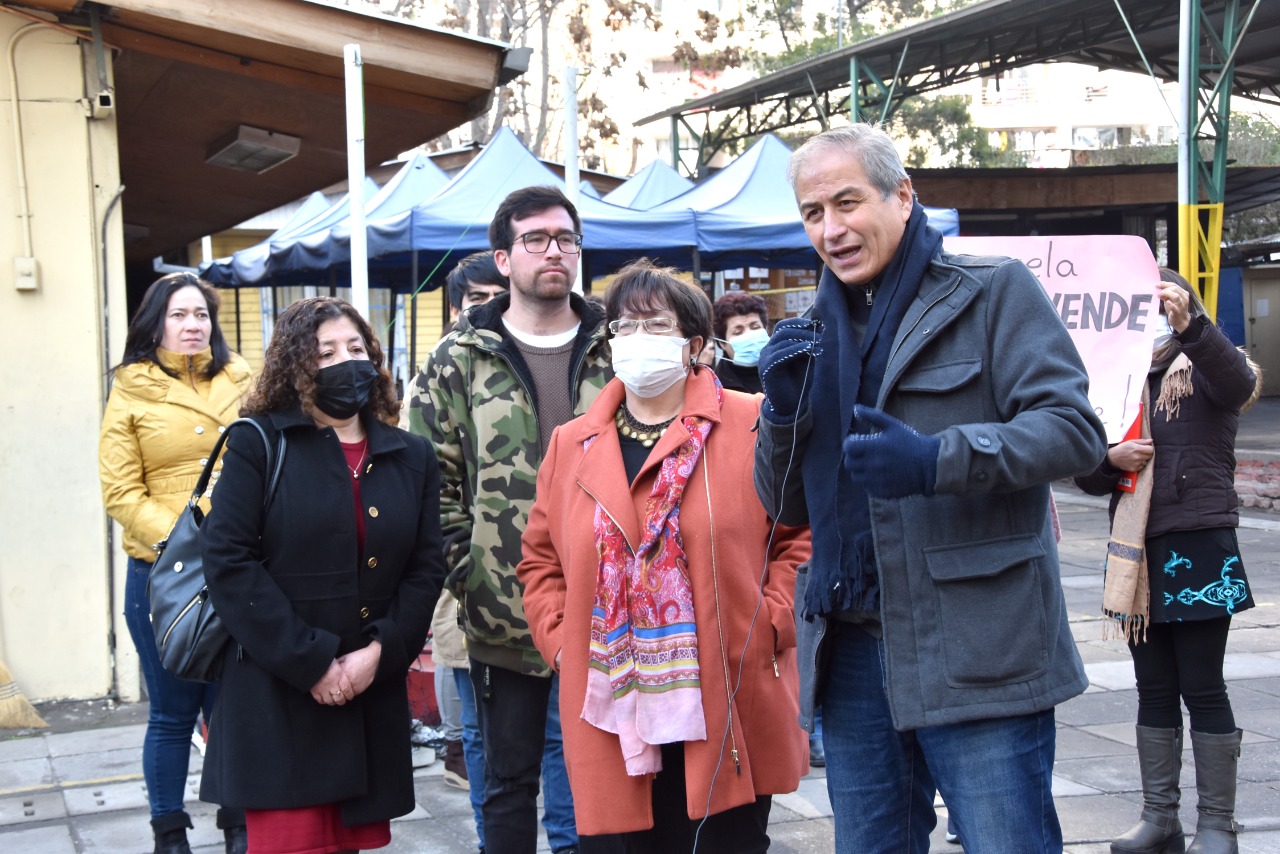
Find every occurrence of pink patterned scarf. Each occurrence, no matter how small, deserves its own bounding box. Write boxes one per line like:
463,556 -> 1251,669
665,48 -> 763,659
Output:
582,408 -> 713,775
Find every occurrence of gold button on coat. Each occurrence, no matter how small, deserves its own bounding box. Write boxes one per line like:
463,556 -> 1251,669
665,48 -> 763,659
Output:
359,607 -> 370,619
367,557 -> 378,568
368,506 -> 378,518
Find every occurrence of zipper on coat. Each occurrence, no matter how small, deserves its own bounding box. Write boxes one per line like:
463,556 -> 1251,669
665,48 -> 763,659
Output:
185,355 -> 198,391
577,480 -> 637,554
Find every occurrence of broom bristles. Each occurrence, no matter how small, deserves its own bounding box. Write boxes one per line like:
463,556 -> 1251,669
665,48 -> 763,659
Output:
0,660 -> 48,729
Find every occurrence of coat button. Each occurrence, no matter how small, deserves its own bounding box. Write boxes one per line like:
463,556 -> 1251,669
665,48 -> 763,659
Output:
218,426 -> 226,433
360,607 -> 370,619
367,557 -> 378,569
368,506 -> 379,518
200,458 -> 208,465
194,426 -> 205,434
977,436 -> 991,447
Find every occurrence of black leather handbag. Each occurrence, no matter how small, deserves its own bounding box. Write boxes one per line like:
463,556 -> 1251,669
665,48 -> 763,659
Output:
148,418 -> 285,682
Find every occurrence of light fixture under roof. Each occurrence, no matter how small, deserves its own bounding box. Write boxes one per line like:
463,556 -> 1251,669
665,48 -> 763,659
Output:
205,125 -> 300,174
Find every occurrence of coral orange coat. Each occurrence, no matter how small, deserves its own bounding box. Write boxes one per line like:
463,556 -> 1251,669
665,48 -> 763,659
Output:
518,370 -> 811,836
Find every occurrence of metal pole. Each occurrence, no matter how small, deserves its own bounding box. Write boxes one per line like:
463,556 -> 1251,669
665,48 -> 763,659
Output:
409,251 -> 419,373
345,43 -> 370,319
1176,0 -> 1192,280
564,66 -> 583,293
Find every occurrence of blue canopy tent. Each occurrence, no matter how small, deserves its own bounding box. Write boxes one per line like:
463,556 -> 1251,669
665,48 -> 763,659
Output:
199,191 -> 329,285
203,177 -> 382,286
603,159 -> 694,210
356,127 -> 698,287
203,154 -> 454,286
257,153 -> 452,282
652,134 -> 959,270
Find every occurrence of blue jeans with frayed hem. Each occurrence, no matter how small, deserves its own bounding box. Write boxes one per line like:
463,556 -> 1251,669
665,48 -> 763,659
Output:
822,622 -> 1063,853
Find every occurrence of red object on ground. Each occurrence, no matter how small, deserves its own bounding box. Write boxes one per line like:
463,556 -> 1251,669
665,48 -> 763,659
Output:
406,643 -> 438,725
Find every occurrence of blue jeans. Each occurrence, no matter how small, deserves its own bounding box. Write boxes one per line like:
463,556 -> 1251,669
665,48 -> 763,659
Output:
469,661 -> 578,853
455,667 -> 486,850
122,557 -> 217,819
542,674 -> 576,851
822,623 -> 1063,854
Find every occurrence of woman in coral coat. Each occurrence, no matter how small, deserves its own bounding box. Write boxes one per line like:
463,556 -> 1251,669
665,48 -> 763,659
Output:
518,261 -> 811,853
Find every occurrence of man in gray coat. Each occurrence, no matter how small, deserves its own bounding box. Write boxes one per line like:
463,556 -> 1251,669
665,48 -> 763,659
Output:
753,124 -> 1107,853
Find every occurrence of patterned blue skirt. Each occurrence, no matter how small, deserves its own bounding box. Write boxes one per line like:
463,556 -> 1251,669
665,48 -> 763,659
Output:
1146,527 -> 1253,623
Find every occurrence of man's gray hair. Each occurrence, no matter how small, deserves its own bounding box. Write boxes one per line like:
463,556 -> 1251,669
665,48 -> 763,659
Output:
787,124 -> 909,200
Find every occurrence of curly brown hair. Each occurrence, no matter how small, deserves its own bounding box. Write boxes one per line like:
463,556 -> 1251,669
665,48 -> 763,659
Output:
242,297 -> 400,425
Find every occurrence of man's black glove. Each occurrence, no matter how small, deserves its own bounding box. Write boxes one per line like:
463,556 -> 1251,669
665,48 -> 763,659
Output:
759,318 -> 823,422
842,405 -> 941,498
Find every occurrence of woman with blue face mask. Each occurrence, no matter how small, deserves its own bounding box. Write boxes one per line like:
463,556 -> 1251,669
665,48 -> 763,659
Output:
711,292 -> 770,394
517,260 -> 811,853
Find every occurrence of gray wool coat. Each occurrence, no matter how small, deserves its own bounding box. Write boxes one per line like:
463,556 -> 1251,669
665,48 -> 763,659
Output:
755,251 -> 1108,732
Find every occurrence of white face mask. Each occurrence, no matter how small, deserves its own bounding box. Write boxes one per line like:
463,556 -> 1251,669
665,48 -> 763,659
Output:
610,333 -> 690,398
1153,314 -> 1174,350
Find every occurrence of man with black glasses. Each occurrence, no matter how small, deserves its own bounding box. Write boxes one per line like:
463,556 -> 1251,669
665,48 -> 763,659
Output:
409,186 -> 611,854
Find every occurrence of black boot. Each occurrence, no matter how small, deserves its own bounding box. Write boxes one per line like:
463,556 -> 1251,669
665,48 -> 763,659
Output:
217,806 -> 249,854
1186,729 -> 1241,854
150,811 -> 193,854
1112,726 -> 1186,854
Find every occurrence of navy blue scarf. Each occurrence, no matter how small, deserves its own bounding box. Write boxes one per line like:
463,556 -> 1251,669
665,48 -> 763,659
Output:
800,202 -> 943,619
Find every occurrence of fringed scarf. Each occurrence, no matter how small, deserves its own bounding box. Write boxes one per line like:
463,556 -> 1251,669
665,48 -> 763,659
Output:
800,202 -> 943,619
583,399 -> 718,775
1102,353 -> 1195,641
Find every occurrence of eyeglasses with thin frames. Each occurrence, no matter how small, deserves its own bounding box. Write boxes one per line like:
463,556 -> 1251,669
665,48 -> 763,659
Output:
513,231 -> 583,255
608,317 -> 677,336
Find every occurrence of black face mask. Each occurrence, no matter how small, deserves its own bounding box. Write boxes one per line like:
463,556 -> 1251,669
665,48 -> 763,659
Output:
313,359 -> 379,419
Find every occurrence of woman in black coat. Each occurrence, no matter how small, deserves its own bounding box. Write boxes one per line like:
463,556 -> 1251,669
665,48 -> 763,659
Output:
1076,269 -> 1261,854
201,297 -> 444,854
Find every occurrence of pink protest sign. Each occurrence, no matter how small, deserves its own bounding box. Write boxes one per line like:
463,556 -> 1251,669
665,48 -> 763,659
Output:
945,235 -> 1161,443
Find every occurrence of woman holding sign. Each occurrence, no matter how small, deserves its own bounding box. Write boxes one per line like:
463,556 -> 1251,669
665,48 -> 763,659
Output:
1075,268 -> 1261,854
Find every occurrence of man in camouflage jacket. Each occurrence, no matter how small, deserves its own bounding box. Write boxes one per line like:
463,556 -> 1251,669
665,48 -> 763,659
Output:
408,186 -> 610,854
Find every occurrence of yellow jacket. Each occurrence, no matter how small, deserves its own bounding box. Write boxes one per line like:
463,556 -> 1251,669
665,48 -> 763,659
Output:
99,348 -> 253,560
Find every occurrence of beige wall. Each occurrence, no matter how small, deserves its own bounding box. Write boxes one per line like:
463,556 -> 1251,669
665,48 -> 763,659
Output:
0,18 -> 134,700
1244,266 -> 1280,395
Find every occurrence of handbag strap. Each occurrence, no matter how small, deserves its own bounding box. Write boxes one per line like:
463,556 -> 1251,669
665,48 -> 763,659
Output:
187,418 -> 287,511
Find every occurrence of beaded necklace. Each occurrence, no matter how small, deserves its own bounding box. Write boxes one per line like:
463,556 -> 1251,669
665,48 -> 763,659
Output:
615,403 -> 677,448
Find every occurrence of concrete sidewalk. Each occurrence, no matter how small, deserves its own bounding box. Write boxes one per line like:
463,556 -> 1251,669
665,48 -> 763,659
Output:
3,495 -> 1279,853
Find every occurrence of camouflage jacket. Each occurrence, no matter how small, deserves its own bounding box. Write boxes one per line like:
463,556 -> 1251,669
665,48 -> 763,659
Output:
407,292 -> 611,675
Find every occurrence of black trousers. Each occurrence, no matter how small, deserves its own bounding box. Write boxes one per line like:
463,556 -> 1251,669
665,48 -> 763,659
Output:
1129,616 -> 1236,733
469,661 -> 552,854
578,742 -> 772,854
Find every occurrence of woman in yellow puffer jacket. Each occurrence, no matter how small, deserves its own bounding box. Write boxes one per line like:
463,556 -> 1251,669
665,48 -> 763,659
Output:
99,272 -> 253,854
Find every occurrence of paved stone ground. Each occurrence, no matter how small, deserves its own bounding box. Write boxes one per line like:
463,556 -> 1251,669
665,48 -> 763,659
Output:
3,494 -> 1278,852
